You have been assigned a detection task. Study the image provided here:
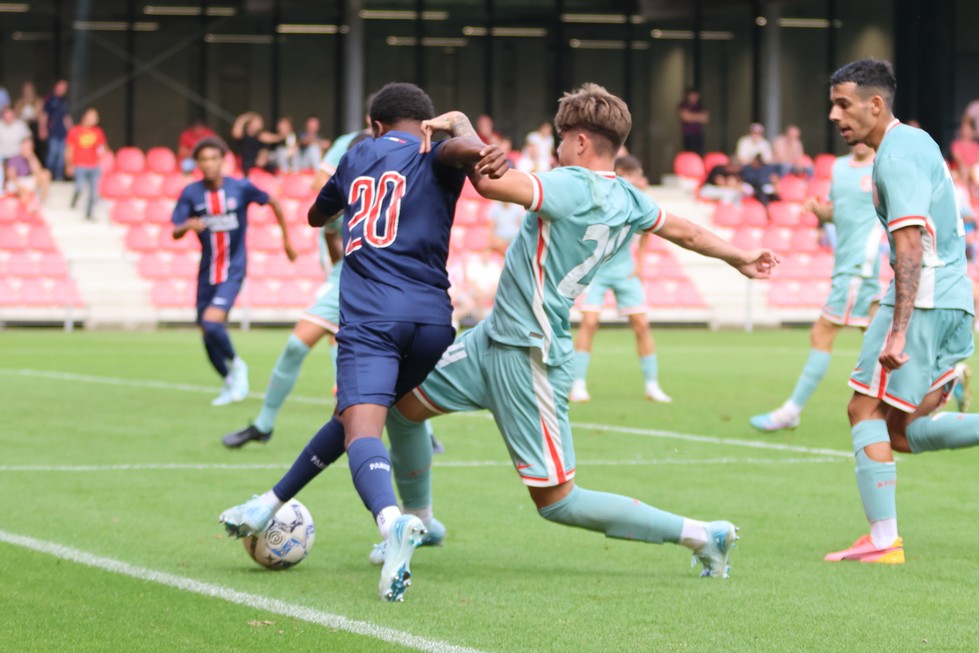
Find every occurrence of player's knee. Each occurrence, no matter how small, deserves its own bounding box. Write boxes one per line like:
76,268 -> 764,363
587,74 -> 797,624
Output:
200,319 -> 225,339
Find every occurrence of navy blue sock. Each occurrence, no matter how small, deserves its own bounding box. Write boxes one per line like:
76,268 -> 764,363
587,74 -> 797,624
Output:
202,333 -> 229,377
201,320 -> 236,362
272,417 -> 346,501
347,437 -> 399,518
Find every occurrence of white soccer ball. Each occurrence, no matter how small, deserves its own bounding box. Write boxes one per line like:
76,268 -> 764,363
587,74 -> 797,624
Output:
242,499 -> 315,570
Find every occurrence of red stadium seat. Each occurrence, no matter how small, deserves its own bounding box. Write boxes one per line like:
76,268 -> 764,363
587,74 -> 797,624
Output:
246,279 -> 279,307
768,281 -> 802,307
761,227 -> 791,252
100,172 -> 133,199
247,169 -> 279,196
799,210 -> 819,228
814,154 -> 836,180
132,172 -> 164,199
455,198 -> 486,226
296,255 -> 324,280
674,280 -> 705,307
288,227 -> 316,255
772,255 -> 808,280
808,253 -> 835,277
222,152 -> 239,176
712,202 -> 743,228
125,225 -> 158,253
251,227 -> 283,253
789,228 -> 820,253
145,147 -> 177,174
741,199 -> 768,227
280,174 -> 314,200
0,278 -> 17,305
138,253 -> 170,279
109,198 -> 147,225
463,226 -> 491,252
262,254 -> 298,280
0,196 -> 22,223
702,152 -> 729,175
800,281 -> 830,306
144,199 -> 175,225
277,281 -> 311,306
100,150 -> 116,174
159,226 -> 195,252
27,225 -> 57,252
162,173 -> 189,198
7,251 -> 38,277
732,228 -> 762,250
807,177 -> 831,202
50,279 -> 84,307
643,234 -> 668,253
170,252 -> 199,278
18,278 -> 51,306
776,176 -> 808,203
767,201 -> 801,227
39,253 -> 69,279
151,279 -> 193,307
0,225 -> 27,250
115,147 -> 146,174
248,204 -> 276,227
673,151 -> 705,180
460,179 -> 481,199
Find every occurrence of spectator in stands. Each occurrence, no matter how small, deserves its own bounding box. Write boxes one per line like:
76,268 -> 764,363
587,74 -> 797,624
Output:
735,122 -> 772,165
13,81 -> 42,148
297,116 -> 328,171
271,116 -> 299,173
178,119 -> 218,174
0,104 -> 31,160
700,161 -> 748,204
488,200 -> 524,255
65,108 -> 108,221
614,154 -> 649,190
963,100 -> 979,136
231,111 -> 279,175
40,79 -> 71,181
772,125 -> 812,177
0,83 -> 10,110
677,88 -> 709,155
5,136 -> 50,205
476,114 -> 502,145
524,122 -> 554,172
740,154 -> 780,207
952,120 -> 979,190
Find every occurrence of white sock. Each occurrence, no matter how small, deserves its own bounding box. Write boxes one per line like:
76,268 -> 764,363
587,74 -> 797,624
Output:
870,518 -> 899,548
406,506 -> 433,525
783,400 -> 802,416
259,489 -> 284,512
679,518 -> 709,550
233,356 -> 244,368
377,506 -> 402,539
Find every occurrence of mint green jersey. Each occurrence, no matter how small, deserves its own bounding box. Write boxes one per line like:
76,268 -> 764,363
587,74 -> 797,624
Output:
873,120 -> 973,313
486,166 -> 664,365
319,130 -> 361,176
590,234 -> 637,282
830,154 -> 882,278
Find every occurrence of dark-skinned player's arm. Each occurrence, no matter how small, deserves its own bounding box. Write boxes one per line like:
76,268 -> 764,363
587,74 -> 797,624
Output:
420,111 -> 508,179
267,196 -> 297,261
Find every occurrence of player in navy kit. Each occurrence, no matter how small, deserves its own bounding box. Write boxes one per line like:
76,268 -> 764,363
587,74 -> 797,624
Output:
219,84 -> 507,601
172,137 -> 296,405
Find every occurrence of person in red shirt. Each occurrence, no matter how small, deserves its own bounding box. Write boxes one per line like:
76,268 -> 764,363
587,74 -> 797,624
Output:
178,119 -> 217,174
66,108 -> 107,220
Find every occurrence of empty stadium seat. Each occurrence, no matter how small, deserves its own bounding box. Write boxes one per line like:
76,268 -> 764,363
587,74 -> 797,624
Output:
0,278 -> 17,305
288,227 -> 317,254
296,255 -> 324,280
789,228 -> 820,253
732,228 -> 762,250
7,251 -> 37,277
248,169 -> 280,196
144,199 -> 175,225
100,150 -> 116,174
712,202 -> 743,228
776,176 -> 809,203
171,252 -> 199,278
772,255 -> 808,280
760,227 -> 792,252
145,147 -> 177,174
151,279 -> 194,307
162,173 -> 189,198
100,172 -> 134,199
27,225 -> 57,252
39,253 -> 69,279
248,204 -> 276,227
115,147 -> 146,174
702,151 -> 729,174
673,151 -> 705,180
455,198 -> 490,226
18,278 -> 51,306
463,226 -> 491,252
808,177 -> 831,201
767,201 -> 801,227
0,196 -> 22,223
769,281 -> 802,307
0,225 -> 26,250
125,225 -> 158,253
741,199 -> 768,227
138,253 -> 170,279
280,174 -> 315,200
262,255 -> 298,280
132,172 -> 164,199
50,279 -> 84,307
251,227 -> 284,253
814,153 -> 836,179
110,198 -> 147,225
159,227 -> 195,252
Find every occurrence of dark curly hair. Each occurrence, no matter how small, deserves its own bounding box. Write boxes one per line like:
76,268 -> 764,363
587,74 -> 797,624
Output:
368,83 -> 435,126
193,136 -> 229,159
830,59 -> 896,108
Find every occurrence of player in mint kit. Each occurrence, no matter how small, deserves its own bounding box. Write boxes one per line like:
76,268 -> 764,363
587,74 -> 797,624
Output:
218,83 -> 507,601
750,143 -> 882,431
822,60 -> 978,564
172,137 -> 296,406
380,84 -> 778,581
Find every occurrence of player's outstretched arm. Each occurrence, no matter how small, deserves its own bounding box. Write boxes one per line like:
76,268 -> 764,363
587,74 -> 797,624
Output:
656,214 -> 779,279
268,197 -> 297,261
467,168 -> 536,208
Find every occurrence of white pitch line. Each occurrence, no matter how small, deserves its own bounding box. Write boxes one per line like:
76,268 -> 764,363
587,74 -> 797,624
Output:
0,529 -> 484,653
0,368 -> 853,459
0,457 -> 845,473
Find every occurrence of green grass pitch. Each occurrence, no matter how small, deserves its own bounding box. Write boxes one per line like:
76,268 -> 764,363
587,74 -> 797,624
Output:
2,327 -> 978,652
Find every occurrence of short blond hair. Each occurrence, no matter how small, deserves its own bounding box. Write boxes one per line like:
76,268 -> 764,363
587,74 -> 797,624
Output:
554,83 -> 631,155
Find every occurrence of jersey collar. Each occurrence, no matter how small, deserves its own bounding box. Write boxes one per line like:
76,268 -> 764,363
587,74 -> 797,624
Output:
382,130 -> 419,144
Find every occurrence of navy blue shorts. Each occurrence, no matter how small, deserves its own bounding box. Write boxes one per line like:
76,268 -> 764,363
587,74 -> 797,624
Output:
335,321 -> 455,413
196,278 -> 243,322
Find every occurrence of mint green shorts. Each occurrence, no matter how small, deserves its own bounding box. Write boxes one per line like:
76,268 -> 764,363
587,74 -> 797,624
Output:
300,260 -> 342,334
581,274 -> 646,315
411,320 -> 577,487
848,305 -> 974,412
821,273 -> 880,327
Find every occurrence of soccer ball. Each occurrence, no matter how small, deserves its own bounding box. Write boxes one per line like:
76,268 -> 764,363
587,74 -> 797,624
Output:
242,499 -> 315,570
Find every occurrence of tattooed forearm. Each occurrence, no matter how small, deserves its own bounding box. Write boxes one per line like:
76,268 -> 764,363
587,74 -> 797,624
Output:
890,229 -> 923,334
446,111 -> 478,140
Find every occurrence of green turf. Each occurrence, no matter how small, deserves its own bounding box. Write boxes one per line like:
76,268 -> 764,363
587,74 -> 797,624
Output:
1,327 -> 977,652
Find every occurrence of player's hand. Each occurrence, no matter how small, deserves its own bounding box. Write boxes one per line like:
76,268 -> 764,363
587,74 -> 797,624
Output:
283,242 -> 298,262
803,197 -> 820,213
879,331 -> 910,370
419,112 -> 462,153
186,218 -> 207,233
736,248 -> 779,279
475,144 -> 508,179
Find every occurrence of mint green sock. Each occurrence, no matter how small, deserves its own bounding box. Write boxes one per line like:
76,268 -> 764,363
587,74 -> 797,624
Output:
640,354 -> 658,383
538,485 -> 684,544
906,413 -> 979,453
573,351 -> 590,381
788,349 -> 831,408
254,335 -> 309,433
386,407 -> 432,511
851,420 -> 896,522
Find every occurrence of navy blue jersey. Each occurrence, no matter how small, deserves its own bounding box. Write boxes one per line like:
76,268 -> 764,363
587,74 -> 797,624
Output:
172,177 -> 269,285
314,131 -> 466,325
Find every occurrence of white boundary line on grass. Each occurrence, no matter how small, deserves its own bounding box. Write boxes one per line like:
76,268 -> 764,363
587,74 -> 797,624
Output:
0,529 -> 485,653
0,368 -> 853,459
0,457 -> 845,473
